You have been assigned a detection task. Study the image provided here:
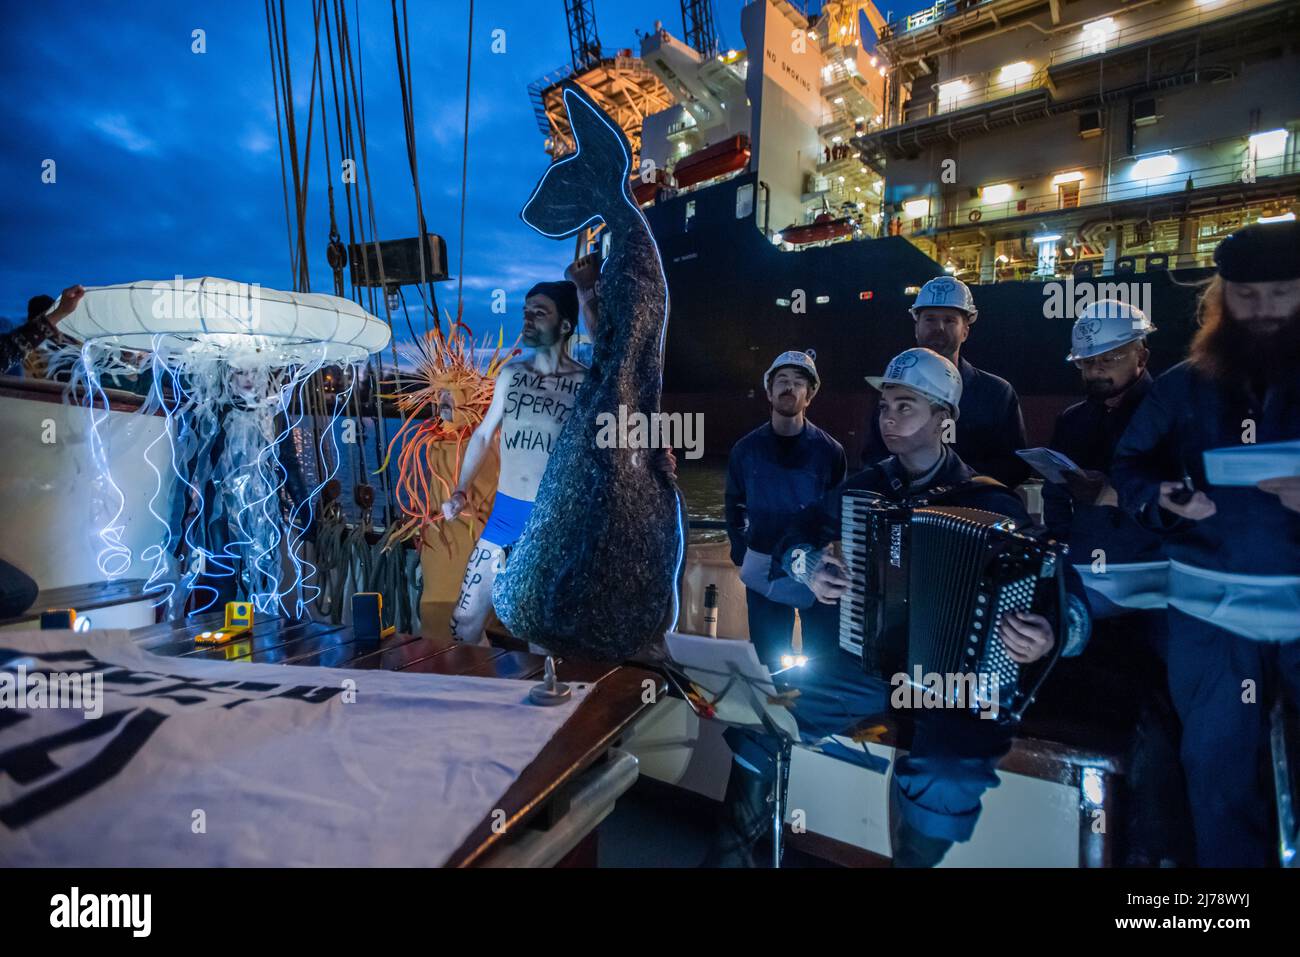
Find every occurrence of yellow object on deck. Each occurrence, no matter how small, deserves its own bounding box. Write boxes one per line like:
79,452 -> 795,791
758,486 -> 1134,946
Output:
194,601 -> 254,644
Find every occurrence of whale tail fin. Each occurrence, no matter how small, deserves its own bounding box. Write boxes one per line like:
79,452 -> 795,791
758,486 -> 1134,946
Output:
521,85 -> 636,238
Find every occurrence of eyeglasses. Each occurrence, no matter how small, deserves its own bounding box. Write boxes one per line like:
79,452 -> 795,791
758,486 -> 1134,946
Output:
1073,349 -> 1137,371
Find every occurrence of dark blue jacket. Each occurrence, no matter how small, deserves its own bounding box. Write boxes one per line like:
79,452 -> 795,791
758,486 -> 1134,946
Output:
1112,360 -> 1300,576
725,420 -> 847,564
772,448 -> 1091,656
1043,371 -> 1165,566
862,356 -> 1029,488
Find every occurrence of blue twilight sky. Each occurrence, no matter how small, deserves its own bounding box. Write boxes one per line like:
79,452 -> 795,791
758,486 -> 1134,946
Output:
0,0 -> 926,345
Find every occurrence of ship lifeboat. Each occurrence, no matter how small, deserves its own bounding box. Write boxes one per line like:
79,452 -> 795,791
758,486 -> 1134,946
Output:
631,169 -> 675,206
671,134 -> 751,190
779,213 -> 855,246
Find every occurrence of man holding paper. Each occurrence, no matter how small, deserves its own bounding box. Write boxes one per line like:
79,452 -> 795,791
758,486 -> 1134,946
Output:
1112,220 -> 1300,867
1042,299 -> 1166,589
1041,299 -> 1186,865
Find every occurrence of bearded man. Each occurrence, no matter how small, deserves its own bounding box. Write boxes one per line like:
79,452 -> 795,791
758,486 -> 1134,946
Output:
1113,220 -> 1300,867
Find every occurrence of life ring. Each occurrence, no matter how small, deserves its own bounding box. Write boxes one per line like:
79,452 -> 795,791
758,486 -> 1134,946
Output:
969,208 -> 983,222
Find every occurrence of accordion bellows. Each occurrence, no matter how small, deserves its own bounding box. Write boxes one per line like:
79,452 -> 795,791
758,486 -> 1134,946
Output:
840,493 -> 1066,722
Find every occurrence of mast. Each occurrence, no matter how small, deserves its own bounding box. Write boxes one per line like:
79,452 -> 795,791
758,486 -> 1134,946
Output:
680,0 -> 718,58
564,0 -> 602,72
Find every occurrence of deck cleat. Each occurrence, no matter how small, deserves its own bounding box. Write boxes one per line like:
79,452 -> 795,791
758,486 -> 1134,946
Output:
529,656 -> 572,706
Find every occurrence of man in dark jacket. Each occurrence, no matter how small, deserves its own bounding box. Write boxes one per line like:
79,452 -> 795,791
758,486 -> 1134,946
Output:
1112,221 -> 1300,867
704,348 -> 1091,867
1043,299 -> 1188,864
860,276 -> 1029,488
725,351 -> 846,664
1044,300 -> 1165,588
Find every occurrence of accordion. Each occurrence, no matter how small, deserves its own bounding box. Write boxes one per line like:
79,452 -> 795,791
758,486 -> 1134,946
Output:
838,490 -> 1066,722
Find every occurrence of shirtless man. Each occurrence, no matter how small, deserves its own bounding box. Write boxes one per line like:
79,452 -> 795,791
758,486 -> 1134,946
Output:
441,281 -> 589,643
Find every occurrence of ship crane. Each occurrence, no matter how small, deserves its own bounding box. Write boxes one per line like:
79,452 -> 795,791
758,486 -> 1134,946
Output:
679,0 -> 719,58
530,2 -> 675,164
564,0 -> 603,73
530,1 -> 678,258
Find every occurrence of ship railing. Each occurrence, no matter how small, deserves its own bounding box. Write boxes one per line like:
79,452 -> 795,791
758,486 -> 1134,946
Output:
879,0 -> 997,41
904,66 -> 1050,122
819,108 -> 883,133
1047,0 -> 1275,69
897,147 -> 1296,235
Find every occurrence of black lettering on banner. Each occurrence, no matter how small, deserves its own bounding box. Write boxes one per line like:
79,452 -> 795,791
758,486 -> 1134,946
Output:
0,643 -> 357,830
0,648 -> 97,668
0,708 -> 166,829
0,708 -> 135,785
273,685 -> 345,705
101,666 -> 172,687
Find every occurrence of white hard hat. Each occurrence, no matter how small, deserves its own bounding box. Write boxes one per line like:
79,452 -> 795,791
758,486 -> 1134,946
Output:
866,347 -> 963,418
910,276 -> 978,322
1066,299 -> 1156,362
764,350 -> 820,392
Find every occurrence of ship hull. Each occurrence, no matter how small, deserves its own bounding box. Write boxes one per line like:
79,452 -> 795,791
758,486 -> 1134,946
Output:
649,172 -> 1211,464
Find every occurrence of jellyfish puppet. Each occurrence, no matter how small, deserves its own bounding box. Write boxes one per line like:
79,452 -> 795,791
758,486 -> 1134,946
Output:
56,277 -> 391,618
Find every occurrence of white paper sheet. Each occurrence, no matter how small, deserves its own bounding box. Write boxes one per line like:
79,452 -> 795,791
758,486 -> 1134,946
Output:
1203,439 -> 1300,487
0,629 -> 588,866
1016,447 -> 1086,485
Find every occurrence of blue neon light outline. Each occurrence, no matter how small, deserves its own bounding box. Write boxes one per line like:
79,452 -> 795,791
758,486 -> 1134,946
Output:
521,85 -> 685,633
77,335 -> 362,620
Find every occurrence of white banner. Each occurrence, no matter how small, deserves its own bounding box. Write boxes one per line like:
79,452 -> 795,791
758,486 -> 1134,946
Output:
0,630 -> 588,866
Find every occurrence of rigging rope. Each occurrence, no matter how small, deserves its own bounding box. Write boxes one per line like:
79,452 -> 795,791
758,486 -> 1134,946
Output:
456,0 -> 476,319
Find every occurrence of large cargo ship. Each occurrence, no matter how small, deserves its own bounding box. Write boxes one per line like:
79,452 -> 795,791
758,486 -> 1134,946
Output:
531,0 -> 1300,461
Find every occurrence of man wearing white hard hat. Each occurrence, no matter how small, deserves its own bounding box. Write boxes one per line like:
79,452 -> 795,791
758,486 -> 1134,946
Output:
1043,299 -> 1189,865
708,350 -> 846,866
860,276 -> 1029,488
1044,300 -> 1166,592
707,347 -> 1093,867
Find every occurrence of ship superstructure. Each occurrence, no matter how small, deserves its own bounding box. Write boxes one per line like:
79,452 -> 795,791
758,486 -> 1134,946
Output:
865,0 -> 1300,282
526,0 -> 1299,461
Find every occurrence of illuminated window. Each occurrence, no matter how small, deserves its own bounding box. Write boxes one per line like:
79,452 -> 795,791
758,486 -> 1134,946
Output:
1131,154 -> 1178,179
1081,18 -> 1115,54
998,61 -> 1033,85
903,198 -> 930,219
981,183 -> 1013,204
1249,129 -> 1289,159
937,79 -> 968,111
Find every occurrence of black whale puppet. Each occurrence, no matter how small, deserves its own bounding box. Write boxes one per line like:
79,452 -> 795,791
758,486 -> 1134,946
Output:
491,86 -> 686,662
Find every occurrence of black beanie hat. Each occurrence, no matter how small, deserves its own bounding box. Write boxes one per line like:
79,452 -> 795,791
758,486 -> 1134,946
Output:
1213,220 -> 1300,282
526,280 -> 580,328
